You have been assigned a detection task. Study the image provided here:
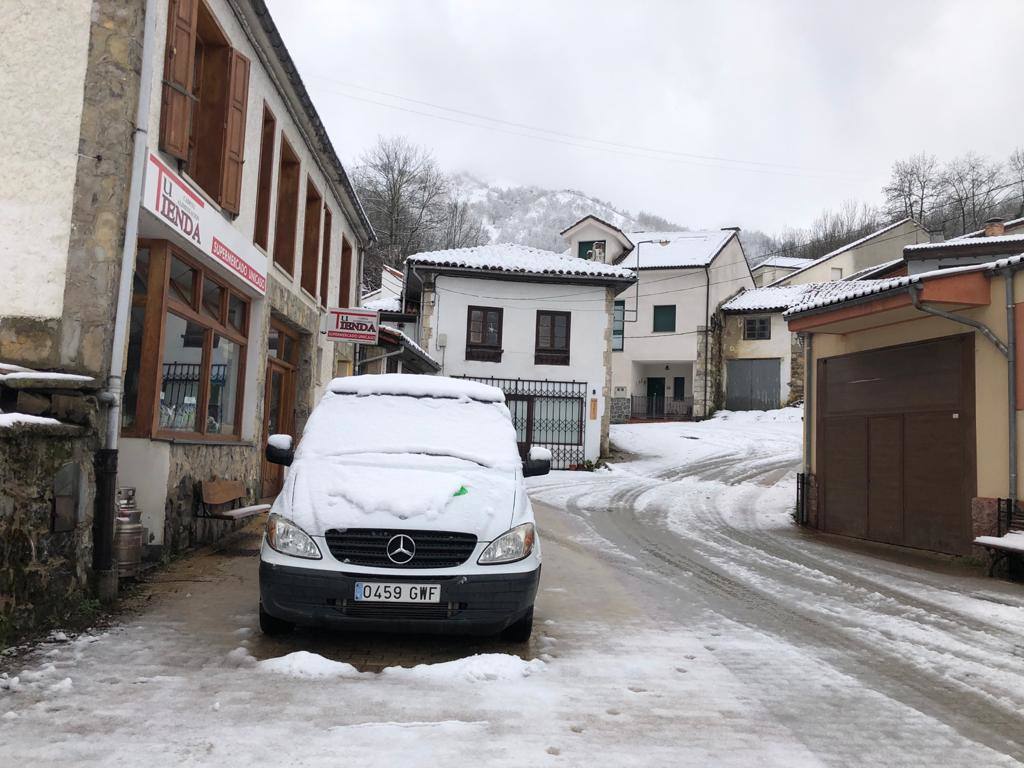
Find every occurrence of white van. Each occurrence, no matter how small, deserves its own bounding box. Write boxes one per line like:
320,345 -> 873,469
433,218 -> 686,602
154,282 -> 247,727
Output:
258,374 -> 547,641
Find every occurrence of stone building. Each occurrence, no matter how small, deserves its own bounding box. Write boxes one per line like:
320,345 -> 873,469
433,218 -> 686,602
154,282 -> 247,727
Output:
0,0 -> 373,628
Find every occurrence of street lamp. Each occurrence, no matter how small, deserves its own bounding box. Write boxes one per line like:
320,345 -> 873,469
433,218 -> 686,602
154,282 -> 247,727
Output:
624,238 -> 671,323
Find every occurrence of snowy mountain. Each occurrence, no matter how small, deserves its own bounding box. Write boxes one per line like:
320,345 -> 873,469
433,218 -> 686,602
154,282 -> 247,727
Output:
451,173 -> 684,253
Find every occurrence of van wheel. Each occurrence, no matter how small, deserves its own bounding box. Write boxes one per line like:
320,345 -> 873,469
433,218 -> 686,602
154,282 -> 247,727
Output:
501,606 -> 534,643
259,603 -> 294,636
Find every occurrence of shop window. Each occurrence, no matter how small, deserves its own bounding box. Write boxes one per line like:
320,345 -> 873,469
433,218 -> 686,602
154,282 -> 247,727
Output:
123,240 -> 249,440
535,310 -> 570,366
612,300 -> 625,351
319,208 -> 333,307
466,306 -> 502,362
338,236 -> 353,307
300,177 -> 323,297
743,316 -> 771,340
652,305 -> 676,333
273,136 -> 301,274
159,0 -> 250,213
253,105 -> 276,249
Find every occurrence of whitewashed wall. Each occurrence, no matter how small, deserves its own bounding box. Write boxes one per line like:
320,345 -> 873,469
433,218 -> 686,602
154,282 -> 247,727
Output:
0,0 -> 93,318
426,275 -> 610,461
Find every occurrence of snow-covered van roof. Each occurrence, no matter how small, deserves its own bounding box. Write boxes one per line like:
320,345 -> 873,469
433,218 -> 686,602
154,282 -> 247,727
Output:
619,230 -> 735,269
300,375 -> 521,470
329,374 -> 504,403
406,243 -> 635,281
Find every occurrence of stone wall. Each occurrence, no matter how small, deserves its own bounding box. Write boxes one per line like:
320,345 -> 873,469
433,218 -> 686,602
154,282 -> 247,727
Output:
0,0 -> 145,379
788,333 -> 806,404
162,443 -> 262,554
0,415 -> 98,645
692,317 -> 724,419
610,397 -> 631,424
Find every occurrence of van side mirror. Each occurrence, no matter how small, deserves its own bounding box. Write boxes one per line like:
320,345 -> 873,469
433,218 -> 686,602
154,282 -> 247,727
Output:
266,434 -> 294,467
523,446 -> 551,477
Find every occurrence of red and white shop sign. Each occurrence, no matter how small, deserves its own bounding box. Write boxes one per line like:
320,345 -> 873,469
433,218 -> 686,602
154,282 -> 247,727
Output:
142,154 -> 267,294
324,308 -> 379,344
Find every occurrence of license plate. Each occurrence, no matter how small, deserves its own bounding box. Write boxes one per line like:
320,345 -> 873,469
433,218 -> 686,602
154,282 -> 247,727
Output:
353,582 -> 441,603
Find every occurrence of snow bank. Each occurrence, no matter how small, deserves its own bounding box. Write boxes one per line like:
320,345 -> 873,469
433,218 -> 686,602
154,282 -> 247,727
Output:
0,413 -> 64,430
258,651 -> 362,679
328,374 -> 504,403
0,371 -> 95,386
711,406 -> 803,424
382,653 -> 544,683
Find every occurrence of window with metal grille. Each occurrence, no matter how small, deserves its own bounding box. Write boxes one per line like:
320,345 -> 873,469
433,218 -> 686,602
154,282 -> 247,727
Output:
535,311 -> 571,365
612,300 -> 625,351
578,240 -> 606,260
466,306 -> 503,362
673,376 -> 686,401
652,305 -> 676,332
743,316 -> 771,340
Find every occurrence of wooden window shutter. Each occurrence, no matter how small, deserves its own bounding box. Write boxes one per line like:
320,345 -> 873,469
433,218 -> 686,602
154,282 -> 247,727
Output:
159,0 -> 199,160
219,50 -> 250,215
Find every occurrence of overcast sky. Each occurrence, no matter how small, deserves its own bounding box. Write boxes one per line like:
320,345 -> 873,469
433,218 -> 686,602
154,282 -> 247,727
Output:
266,0 -> 1024,234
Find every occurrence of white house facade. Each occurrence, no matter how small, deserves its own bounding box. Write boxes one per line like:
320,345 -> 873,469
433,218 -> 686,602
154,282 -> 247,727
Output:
404,244 -> 635,467
560,216 -> 755,420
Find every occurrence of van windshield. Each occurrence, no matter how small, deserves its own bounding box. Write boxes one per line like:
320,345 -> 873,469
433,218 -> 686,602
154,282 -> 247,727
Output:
294,392 -> 522,470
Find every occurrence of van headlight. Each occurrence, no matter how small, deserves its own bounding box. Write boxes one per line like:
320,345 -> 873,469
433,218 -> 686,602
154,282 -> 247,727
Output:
266,514 -> 322,560
478,523 -> 536,565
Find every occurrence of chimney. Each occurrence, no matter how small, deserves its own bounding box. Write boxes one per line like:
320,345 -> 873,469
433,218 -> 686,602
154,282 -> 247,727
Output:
984,217 -> 1006,238
928,229 -> 944,243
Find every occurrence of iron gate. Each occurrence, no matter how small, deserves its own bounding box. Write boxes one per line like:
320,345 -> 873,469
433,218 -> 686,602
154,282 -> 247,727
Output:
456,377 -> 587,469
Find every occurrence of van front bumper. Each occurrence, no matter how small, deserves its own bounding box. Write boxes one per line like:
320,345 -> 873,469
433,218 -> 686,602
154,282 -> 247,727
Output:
259,561 -> 541,636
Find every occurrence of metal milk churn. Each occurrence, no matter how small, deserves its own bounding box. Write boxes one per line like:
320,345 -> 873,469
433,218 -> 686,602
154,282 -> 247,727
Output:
115,487 -> 144,579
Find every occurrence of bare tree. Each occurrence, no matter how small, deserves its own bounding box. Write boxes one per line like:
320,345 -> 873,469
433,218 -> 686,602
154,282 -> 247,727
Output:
438,197 -> 486,250
939,152 -> 1004,235
1007,148 -> 1024,218
882,152 -> 939,223
353,137 -> 451,269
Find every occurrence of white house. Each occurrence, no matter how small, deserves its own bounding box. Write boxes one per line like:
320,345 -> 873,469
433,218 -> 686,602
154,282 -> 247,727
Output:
559,215 -> 754,420
751,255 -> 814,287
403,243 -> 635,467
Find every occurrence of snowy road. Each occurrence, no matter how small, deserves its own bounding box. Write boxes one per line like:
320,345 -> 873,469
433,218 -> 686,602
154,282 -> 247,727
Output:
4,409 -> 1024,766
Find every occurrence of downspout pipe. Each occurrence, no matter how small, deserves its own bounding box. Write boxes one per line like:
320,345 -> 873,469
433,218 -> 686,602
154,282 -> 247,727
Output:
94,0 -> 158,601
909,279 -> 1018,502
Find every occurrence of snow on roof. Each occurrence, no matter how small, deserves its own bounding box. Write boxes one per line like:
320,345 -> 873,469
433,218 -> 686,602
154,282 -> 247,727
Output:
363,295 -> 401,312
407,243 -> 634,281
952,216 -> 1024,240
785,253 -> 1024,317
328,373 -> 504,403
722,284 -> 818,312
844,257 -> 905,280
904,232 -> 1024,253
754,255 -> 814,270
766,218 -> 916,287
621,230 -> 734,269
379,326 -> 440,370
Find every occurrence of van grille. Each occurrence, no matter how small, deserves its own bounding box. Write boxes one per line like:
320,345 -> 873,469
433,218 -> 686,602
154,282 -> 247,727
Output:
324,528 -> 478,568
342,602 -> 457,620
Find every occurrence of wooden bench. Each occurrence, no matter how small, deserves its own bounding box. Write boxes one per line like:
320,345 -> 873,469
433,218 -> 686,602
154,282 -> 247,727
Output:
975,498 -> 1024,576
198,479 -> 271,521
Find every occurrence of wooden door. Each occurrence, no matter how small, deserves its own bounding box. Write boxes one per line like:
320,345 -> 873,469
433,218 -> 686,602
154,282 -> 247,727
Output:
261,359 -> 295,498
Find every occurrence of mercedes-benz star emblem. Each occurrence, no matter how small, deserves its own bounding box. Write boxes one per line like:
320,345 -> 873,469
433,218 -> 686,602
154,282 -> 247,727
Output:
386,534 -> 416,565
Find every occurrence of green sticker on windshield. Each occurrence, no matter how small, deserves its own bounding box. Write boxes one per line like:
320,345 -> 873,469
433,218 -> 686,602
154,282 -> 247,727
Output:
453,486 -> 468,497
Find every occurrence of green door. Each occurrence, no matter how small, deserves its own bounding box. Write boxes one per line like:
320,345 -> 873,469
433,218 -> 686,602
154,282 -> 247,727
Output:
646,377 -> 665,418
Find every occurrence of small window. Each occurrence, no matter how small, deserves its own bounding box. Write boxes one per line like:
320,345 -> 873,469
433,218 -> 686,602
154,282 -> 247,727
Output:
466,306 -> 503,362
831,267 -> 843,280
253,105 -> 276,249
319,208 -> 333,307
652,305 -> 676,333
272,136 -> 301,274
578,240 -> 606,260
612,300 -> 625,351
338,237 -> 354,307
300,177 -> 323,297
744,316 -> 771,340
536,310 -> 570,366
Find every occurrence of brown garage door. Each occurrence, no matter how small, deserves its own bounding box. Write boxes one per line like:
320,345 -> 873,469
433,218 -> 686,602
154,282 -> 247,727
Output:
817,334 -> 975,555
